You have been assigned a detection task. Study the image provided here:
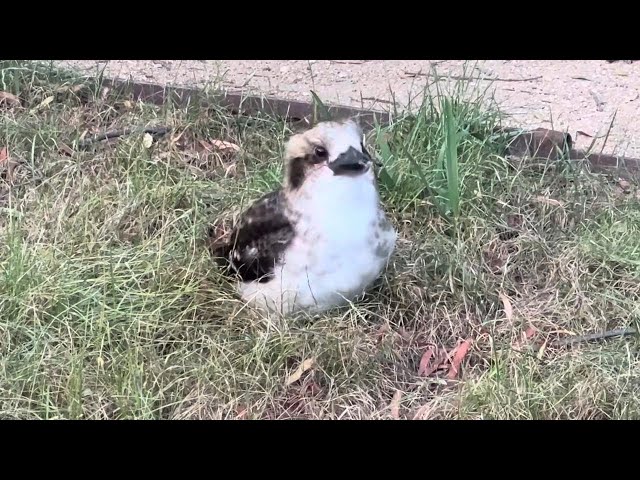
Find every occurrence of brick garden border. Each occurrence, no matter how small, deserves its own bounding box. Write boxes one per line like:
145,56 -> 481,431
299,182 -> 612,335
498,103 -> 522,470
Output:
100,77 -> 640,181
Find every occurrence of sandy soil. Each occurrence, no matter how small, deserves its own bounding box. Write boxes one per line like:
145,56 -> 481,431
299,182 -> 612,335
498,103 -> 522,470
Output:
56,60 -> 640,158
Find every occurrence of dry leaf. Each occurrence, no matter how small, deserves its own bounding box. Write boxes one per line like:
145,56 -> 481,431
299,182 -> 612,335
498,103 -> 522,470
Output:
36,95 -> 54,110
523,326 -> 536,340
142,133 -> 154,149
285,358 -> 315,386
418,347 -> 436,376
55,84 -> 85,95
513,325 -> 537,348
389,390 -> 402,419
418,346 -> 450,377
0,147 -> 8,166
0,91 -> 21,107
446,340 -> 472,379
618,178 -> 631,192
534,196 -> 564,207
211,139 -> 240,152
499,292 -> 513,321
200,139 -> 240,154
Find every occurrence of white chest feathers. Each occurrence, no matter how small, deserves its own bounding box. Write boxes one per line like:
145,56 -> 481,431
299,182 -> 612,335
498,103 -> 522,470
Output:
239,172 -> 397,315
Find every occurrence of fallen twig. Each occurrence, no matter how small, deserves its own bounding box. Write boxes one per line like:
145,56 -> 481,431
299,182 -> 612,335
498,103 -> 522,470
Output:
404,71 -> 542,82
551,328 -> 637,347
358,96 -> 395,105
77,126 -> 170,149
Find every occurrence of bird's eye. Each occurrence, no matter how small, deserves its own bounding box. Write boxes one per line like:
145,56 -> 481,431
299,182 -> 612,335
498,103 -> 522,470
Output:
314,146 -> 328,159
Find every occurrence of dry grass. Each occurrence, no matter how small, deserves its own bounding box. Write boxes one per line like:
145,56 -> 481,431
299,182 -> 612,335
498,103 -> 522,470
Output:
1,60 -> 639,420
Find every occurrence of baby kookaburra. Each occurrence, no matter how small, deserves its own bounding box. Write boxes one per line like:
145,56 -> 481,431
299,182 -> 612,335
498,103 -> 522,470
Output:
211,118 -> 397,315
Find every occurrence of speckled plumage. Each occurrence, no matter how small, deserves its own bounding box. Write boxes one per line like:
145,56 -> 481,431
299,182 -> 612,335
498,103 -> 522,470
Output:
213,189 -> 294,283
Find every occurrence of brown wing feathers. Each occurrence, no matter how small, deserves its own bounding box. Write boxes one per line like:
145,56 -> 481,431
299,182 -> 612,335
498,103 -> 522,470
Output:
210,189 -> 295,283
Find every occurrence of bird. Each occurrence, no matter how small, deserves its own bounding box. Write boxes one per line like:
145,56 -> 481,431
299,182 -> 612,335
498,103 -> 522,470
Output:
210,118 -> 397,315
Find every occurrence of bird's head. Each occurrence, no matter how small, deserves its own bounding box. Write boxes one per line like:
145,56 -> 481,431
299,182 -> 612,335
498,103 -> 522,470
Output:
283,118 -> 376,190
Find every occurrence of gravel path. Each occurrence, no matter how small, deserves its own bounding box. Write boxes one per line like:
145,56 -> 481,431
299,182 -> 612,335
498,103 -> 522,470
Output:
56,60 -> 640,158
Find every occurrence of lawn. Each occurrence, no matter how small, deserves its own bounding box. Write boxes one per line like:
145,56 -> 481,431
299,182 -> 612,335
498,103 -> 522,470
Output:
1,60 -> 639,419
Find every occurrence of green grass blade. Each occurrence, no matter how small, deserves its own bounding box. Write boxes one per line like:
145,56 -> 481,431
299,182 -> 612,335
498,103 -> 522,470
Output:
375,129 -> 397,190
310,90 -> 331,124
443,98 -> 460,219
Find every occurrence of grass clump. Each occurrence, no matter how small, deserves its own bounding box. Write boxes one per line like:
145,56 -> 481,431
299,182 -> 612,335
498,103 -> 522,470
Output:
1,60 -> 639,419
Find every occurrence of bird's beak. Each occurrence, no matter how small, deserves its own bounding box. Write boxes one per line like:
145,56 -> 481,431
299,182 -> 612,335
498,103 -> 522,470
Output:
328,146 -> 371,175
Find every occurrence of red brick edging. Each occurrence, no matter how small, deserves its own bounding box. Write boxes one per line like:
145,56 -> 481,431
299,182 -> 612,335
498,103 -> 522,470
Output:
100,77 -> 640,181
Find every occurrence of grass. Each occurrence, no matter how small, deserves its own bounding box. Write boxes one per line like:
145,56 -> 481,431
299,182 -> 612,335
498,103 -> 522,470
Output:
1,60 -> 640,419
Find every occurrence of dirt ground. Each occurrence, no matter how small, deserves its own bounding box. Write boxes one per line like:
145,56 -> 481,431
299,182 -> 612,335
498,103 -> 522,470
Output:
56,60 -> 640,158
